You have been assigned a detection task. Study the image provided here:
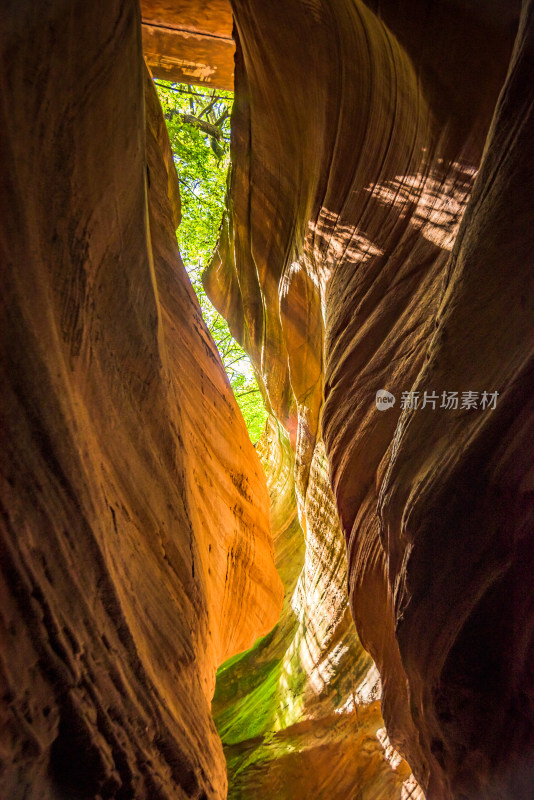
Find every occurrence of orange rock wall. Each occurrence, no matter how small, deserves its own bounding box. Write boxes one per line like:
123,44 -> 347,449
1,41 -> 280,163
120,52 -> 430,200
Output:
0,3 -> 281,798
3,0 -> 534,798
213,418 -> 423,799
141,0 -> 235,88
206,0 -> 534,797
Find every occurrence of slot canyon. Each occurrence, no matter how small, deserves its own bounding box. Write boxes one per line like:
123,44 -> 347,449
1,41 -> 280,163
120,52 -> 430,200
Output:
1,0 -> 533,798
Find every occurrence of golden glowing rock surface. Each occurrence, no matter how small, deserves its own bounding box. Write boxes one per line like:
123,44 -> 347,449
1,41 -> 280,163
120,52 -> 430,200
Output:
0,4 -> 281,798
213,419 -> 422,798
2,1 -> 534,799
206,1 -> 534,797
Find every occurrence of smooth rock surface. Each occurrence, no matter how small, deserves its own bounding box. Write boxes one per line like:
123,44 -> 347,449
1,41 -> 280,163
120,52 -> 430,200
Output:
0,3 -> 281,798
141,0 -> 234,88
3,0 -> 534,798
206,0 -> 534,797
213,418 -> 422,798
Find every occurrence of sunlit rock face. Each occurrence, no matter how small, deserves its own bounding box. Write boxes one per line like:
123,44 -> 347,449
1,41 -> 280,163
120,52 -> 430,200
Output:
0,3 -> 282,798
141,0 -> 235,88
206,0 -> 534,797
213,417 -> 422,798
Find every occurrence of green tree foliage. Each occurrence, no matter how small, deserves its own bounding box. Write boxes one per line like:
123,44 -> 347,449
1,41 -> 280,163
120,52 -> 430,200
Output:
155,80 -> 267,443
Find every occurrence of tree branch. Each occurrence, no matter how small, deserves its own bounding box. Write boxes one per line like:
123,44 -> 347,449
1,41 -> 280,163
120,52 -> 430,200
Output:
215,108 -> 229,127
154,81 -> 228,102
235,388 -> 261,398
165,110 -> 225,142
223,355 -> 247,369
197,97 -> 218,121
177,177 -> 211,207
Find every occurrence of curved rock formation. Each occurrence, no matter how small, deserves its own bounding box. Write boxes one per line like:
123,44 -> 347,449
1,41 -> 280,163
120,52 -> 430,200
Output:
213,417 -> 422,798
3,0 -> 534,798
205,0 -> 534,797
0,3 -> 281,798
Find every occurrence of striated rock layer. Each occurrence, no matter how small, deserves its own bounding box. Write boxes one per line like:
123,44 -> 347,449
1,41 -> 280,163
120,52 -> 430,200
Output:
206,0 -> 534,797
0,3 -> 282,799
141,0 -> 234,88
213,416 -> 422,799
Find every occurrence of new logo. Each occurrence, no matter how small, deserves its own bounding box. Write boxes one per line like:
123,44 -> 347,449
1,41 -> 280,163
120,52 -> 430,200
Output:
376,389 -> 396,411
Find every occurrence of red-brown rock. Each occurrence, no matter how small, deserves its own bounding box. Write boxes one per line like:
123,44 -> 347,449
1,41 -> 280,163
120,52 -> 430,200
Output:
206,0 -> 534,797
3,0 -> 534,798
141,0 -> 234,88
0,4 -> 281,798
213,418 -> 423,798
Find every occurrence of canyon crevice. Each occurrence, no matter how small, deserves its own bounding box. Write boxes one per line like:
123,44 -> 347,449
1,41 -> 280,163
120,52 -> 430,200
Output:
1,5 -> 281,798
205,1 -> 534,797
2,1 -> 534,799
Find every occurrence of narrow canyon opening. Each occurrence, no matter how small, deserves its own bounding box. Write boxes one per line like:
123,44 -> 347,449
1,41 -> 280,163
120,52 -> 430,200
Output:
152,65 -> 423,800
2,2 -> 534,800
154,78 -> 267,444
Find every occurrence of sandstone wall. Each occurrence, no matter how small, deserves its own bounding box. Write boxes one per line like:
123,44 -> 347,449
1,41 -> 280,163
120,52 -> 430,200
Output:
205,0 -> 534,796
0,3 -> 281,798
213,417 -> 422,799
141,0 -> 234,88
3,0 -> 534,797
